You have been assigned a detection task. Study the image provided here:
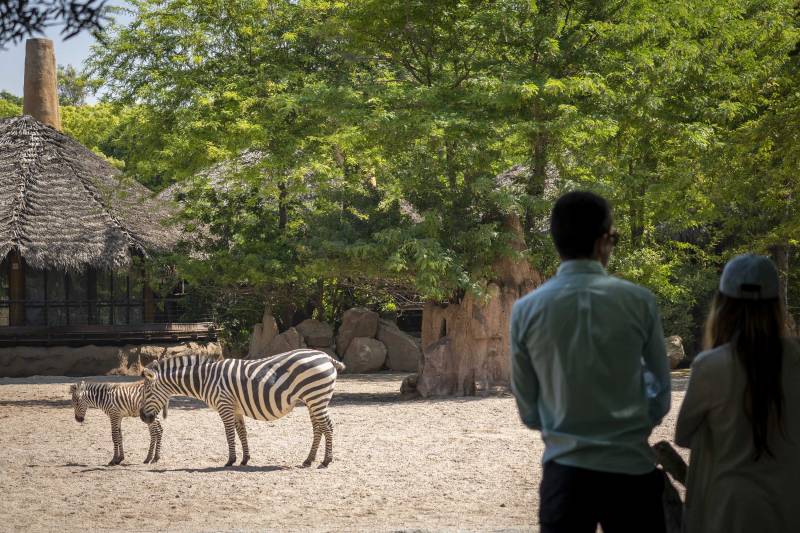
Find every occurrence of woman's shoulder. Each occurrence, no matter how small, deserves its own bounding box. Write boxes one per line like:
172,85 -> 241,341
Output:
693,337 -> 800,368
692,343 -> 735,370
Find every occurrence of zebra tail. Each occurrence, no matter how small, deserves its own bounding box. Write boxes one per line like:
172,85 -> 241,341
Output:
162,398 -> 169,419
329,356 -> 345,372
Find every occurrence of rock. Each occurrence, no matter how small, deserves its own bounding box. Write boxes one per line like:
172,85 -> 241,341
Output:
247,311 -> 279,358
336,307 -> 379,357
317,347 -> 339,361
377,319 -> 421,372
400,373 -> 419,399
416,337 -> 465,397
296,319 -> 334,348
0,342 -> 223,377
262,327 -> 306,357
665,335 -> 685,369
342,337 -> 386,373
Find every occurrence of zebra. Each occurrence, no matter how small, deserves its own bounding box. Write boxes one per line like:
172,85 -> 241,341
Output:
139,349 -> 345,467
70,380 -> 167,465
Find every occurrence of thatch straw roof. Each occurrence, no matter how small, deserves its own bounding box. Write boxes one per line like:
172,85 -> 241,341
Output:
0,115 -> 180,271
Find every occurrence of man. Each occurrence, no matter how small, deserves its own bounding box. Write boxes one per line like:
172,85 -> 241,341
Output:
511,191 -> 671,533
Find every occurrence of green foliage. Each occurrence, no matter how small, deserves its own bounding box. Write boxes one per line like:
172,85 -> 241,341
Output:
0,93 -> 21,118
84,0 -> 800,351
57,64 -> 91,106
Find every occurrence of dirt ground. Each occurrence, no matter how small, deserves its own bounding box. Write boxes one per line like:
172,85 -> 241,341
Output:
0,372 -> 690,532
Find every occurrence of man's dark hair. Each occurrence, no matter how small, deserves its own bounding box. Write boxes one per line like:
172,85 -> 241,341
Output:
550,191 -> 612,259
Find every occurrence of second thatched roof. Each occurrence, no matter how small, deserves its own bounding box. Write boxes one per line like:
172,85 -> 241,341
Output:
0,115 -> 180,272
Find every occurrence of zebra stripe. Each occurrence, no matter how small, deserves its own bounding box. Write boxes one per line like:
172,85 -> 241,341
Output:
70,381 -> 166,465
139,349 -> 344,467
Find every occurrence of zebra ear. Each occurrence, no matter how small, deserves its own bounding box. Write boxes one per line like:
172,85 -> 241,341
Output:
141,368 -> 157,381
69,383 -> 77,393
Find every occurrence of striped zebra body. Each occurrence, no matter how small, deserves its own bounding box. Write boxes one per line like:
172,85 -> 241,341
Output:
140,349 -> 344,467
71,381 -> 166,465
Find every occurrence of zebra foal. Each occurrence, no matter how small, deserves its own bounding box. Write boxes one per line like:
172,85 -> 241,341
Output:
139,349 -> 344,467
71,380 -> 167,465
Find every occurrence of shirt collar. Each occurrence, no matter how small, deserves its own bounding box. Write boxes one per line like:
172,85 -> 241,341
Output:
557,259 -> 607,276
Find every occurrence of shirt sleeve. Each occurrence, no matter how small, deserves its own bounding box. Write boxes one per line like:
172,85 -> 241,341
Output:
675,355 -> 711,448
642,296 -> 671,426
510,305 -> 542,430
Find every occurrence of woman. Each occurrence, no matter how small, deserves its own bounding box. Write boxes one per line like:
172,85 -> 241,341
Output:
675,254 -> 800,533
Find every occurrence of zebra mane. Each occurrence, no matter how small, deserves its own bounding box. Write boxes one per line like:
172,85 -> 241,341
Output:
149,354 -> 217,375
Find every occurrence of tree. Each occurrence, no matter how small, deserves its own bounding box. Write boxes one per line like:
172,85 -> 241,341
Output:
57,64 -> 89,105
0,90 -> 22,117
88,0 -> 800,365
0,0 -> 108,45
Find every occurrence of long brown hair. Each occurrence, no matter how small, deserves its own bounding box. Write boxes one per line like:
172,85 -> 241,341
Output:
704,292 -> 785,459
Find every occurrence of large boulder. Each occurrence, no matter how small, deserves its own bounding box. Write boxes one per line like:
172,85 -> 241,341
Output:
342,337 -> 387,373
261,327 -> 306,357
336,307 -> 379,357
416,337 -> 466,397
377,319 -> 421,372
248,311 -> 279,358
665,335 -> 685,369
296,319 -> 335,348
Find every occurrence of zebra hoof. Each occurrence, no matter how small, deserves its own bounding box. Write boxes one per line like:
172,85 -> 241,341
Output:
151,456 -> 160,464
320,460 -> 331,468
143,457 -> 152,464
301,460 -> 312,468
224,459 -> 236,467
240,456 -> 250,466
107,460 -> 117,466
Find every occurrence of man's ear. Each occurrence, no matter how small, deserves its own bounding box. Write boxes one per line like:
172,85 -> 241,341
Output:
141,368 -> 157,381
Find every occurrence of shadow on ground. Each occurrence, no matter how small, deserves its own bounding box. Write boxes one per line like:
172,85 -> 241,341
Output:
146,464 -> 292,474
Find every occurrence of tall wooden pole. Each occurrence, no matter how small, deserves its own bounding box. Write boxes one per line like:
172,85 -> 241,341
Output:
23,38 -> 62,130
9,250 -> 25,326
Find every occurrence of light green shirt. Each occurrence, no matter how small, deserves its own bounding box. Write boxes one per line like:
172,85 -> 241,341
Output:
511,260 -> 671,475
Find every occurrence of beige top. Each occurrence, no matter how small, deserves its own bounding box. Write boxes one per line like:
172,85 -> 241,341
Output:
675,338 -> 800,533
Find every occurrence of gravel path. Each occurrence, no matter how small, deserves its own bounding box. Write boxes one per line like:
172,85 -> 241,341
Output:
0,372 -> 689,532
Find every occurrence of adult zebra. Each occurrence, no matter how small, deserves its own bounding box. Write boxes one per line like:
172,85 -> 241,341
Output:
70,381 -> 167,465
139,349 -> 345,467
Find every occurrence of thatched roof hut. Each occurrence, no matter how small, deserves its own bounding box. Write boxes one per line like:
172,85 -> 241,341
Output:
0,115 -> 179,272
0,39 -> 214,344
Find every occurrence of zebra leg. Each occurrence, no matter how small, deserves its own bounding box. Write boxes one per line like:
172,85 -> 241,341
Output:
109,415 -> 123,466
144,420 -> 162,464
152,419 -> 163,463
235,415 -> 250,466
320,413 -> 334,468
218,406 -> 238,467
302,411 -> 323,467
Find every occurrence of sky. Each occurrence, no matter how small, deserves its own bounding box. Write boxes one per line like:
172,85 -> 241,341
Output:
0,30 -> 100,99
0,3 -> 131,102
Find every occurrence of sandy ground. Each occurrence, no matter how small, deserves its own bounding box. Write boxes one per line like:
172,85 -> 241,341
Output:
0,372 -> 690,532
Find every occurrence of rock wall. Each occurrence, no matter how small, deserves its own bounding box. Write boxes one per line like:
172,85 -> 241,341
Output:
0,341 -> 223,378
412,211 -> 542,397
416,282 -> 531,397
246,307 -> 422,372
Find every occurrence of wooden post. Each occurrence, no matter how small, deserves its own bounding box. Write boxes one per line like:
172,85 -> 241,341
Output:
23,39 -> 61,130
143,277 -> 155,323
87,268 -> 97,324
9,250 -> 25,326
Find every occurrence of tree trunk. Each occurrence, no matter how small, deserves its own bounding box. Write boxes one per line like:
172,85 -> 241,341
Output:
769,243 -> 796,333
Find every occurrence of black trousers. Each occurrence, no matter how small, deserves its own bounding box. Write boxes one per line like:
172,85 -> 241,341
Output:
539,461 -> 666,533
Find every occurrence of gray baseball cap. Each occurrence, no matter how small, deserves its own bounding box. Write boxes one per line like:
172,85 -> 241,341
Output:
719,254 -> 779,300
